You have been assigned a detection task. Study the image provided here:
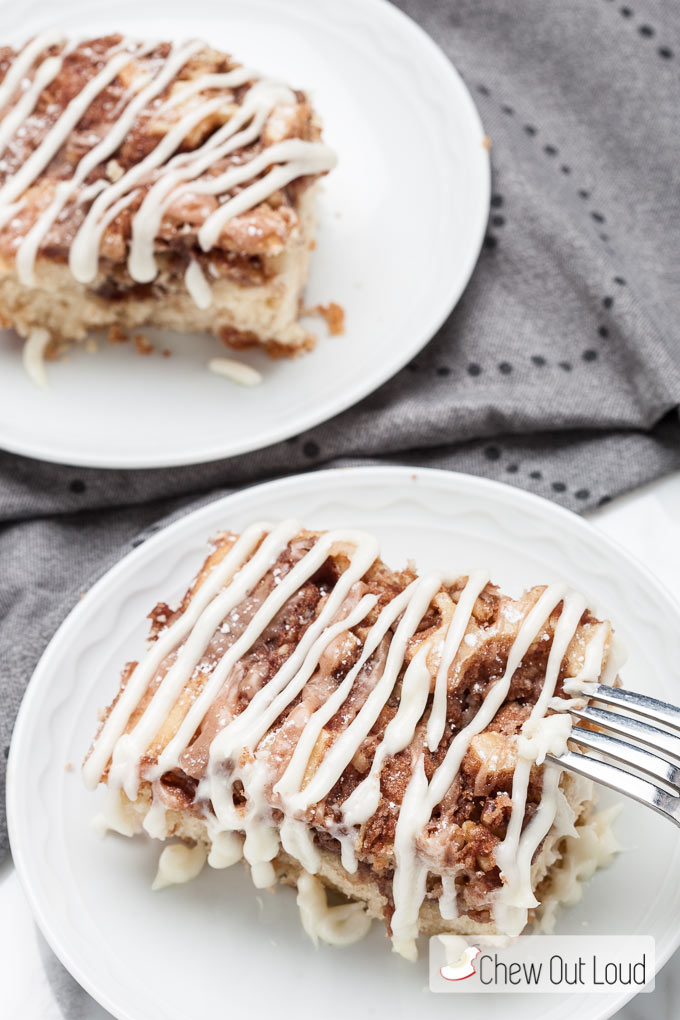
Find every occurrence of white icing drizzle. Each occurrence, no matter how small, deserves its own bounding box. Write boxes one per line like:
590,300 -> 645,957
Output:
0,40 -> 140,210
204,560 -> 378,880
142,791 -> 168,839
184,259 -> 212,309
277,576 -> 442,815
0,53 -> 64,157
16,40 -> 202,286
390,755 -> 430,959
160,531 -> 379,784
152,842 -> 207,890
113,521 -> 310,801
550,621 -> 612,711
280,816 -> 322,874
0,35 -> 335,308
157,67 -> 256,113
387,583 -> 576,958
439,873 -> 459,920
92,785 -> 140,838
125,77 -> 292,267
296,872 -> 372,947
491,716 -> 572,937
492,592 -> 607,937
87,526 -> 613,957
208,357 -> 263,387
0,32 -> 64,110
426,570 -> 490,751
83,521 -> 273,790
206,828 -> 243,869
196,138 -> 335,252
341,645 -> 431,827
22,327 -> 50,387
563,620 -> 611,695
125,83 -> 326,283
70,92 -> 229,283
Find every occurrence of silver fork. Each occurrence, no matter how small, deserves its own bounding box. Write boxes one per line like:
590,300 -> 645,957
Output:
545,682 -> 680,827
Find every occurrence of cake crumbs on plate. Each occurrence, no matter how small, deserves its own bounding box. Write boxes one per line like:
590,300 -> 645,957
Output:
303,301 -> 345,336
482,135 -> 492,151
107,324 -> 128,345
134,334 -> 154,356
317,302 -> 345,335
106,326 -> 154,354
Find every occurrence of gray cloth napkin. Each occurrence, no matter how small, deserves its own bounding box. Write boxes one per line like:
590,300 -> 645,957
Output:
1,0 -> 680,882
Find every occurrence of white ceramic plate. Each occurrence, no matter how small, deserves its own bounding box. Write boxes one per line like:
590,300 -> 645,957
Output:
8,466 -> 680,1020
0,0 -> 489,468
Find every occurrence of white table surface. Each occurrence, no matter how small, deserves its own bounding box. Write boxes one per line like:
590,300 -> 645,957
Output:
2,470 -> 680,1020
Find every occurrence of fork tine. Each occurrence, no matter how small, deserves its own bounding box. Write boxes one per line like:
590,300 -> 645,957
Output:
546,751 -> 680,827
570,725 -> 680,793
572,705 -> 680,763
581,683 -> 680,733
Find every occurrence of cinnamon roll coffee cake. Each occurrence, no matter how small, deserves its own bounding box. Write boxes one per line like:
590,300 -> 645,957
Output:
84,523 -> 621,958
0,34 -> 335,383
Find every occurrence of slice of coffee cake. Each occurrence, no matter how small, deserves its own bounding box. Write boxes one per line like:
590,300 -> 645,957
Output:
84,522 -> 621,958
0,35 -> 335,383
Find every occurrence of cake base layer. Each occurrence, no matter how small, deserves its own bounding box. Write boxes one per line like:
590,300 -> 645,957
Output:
0,187 -> 318,358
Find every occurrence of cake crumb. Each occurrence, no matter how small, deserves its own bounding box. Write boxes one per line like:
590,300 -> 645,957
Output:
316,302 -> 344,336
107,324 -> 128,345
482,135 -> 492,151
85,338 -> 98,354
265,333 -> 316,358
302,302 -> 345,336
65,762 -> 74,772
162,349 -> 172,358
134,333 -> 154,356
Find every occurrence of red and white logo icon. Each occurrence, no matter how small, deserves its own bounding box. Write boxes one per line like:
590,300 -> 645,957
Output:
440,945 -> 481,981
